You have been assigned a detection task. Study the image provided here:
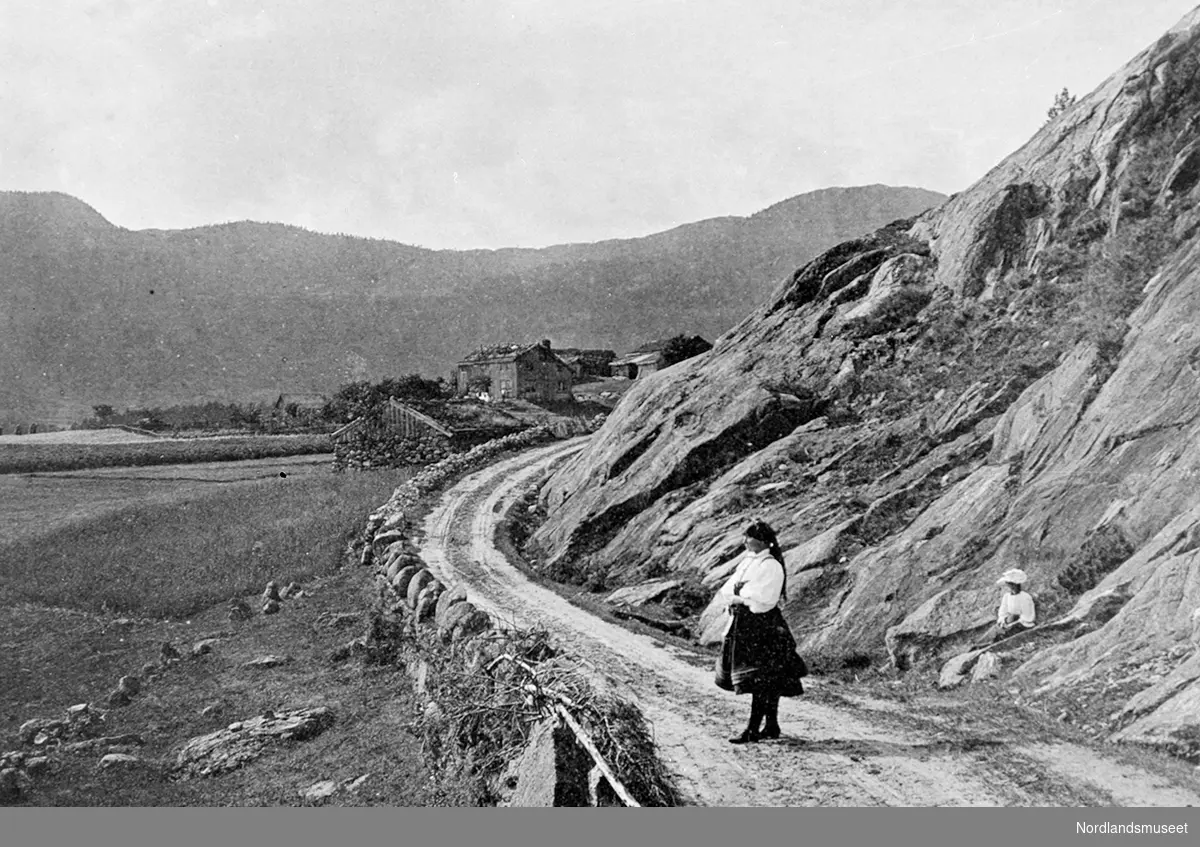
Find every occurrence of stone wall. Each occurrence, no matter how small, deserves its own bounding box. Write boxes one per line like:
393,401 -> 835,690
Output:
347,427 -> 678,806
332,422 -> 527,471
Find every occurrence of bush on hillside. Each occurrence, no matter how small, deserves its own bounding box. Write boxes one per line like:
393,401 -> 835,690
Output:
324,375 -> 451,424
841,288 -> 933,339
661,334 -> 714,367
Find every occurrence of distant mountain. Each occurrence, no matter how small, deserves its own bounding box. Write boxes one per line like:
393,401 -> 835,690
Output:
0,185 -> 943,428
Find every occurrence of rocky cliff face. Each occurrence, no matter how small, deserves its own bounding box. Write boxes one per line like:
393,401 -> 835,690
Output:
531,8 -> 1200,758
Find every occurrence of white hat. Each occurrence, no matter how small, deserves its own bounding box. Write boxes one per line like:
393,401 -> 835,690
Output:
996,568 -> 1028,585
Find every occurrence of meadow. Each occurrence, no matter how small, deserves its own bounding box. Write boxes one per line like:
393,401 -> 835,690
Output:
0,457 -> 410,618
0,433 -> 332,474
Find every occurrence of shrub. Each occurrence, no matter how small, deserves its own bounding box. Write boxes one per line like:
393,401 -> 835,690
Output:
1045,86 -> 1076,122
842,288 -> 933,339
1056,525 -> 1134,596
660,334 -> 714,367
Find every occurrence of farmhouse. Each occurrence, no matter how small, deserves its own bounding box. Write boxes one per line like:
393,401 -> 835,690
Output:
455,340 -> 574,403
553,348 -> 617,382
610,336 -> 712,379
271,393 -> 329,418
610,339 -> 672,380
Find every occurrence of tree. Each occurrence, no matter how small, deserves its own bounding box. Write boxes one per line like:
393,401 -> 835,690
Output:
1046,87 -> 1076,122
92,404 -> 114,421
661,334 -> 714,367
324,374 -> 450,423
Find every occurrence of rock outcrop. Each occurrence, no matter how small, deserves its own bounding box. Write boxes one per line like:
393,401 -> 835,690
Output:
528,8 -> 1200,757
175,707 -> 336,778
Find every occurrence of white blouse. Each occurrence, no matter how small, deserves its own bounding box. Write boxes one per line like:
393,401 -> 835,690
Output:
718,549 -> 784,615
998,590 -> 1036,627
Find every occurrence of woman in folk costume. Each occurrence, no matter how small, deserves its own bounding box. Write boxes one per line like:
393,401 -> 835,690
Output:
714,519 -> 807,744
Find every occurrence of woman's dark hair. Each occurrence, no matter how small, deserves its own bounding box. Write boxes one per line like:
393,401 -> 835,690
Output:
745,519 -> 788,600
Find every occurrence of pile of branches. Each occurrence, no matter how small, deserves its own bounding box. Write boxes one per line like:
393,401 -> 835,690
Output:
411,626 -> 680,807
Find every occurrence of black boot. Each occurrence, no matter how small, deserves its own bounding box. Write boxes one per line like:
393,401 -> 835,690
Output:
761,693 -> 781,739
730,693 -> 764,744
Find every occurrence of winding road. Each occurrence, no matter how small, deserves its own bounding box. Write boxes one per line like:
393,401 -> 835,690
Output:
416,439 -> 1200,807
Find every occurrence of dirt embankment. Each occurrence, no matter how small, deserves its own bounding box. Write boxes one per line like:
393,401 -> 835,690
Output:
417,442 -> 1200,807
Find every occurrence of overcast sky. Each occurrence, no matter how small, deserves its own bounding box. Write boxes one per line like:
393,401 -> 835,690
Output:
3,0 -> 1198,249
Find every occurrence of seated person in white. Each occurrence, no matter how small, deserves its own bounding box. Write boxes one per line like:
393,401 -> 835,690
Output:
993,567 -> 1036,640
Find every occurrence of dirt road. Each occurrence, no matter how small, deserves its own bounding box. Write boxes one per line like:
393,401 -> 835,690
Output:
417,440 -> 1200,807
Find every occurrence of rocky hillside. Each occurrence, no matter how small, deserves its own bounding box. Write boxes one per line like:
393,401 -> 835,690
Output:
0,185 -> 941,429
531,7 -> 1200,761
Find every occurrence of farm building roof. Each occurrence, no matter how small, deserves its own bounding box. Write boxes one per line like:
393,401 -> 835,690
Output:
273,393 -> 329,409
610,351 -> 663,367
457,342 -> 541,364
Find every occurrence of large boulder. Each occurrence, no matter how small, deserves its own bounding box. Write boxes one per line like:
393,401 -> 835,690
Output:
175,707 -> 335,778
886,587 -> 994,670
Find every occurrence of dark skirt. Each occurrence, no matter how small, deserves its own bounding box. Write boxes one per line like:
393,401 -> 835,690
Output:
714,606 -> 807,697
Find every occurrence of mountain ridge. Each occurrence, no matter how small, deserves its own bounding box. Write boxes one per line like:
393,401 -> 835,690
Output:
0,184 -> 943,428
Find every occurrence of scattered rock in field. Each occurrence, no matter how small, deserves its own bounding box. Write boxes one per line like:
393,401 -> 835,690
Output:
175,707 -> 335,778
60,734 -> 144,753
262,581 -> 281,602
97,752 -> 143,770
107,689 -> 131,708
160,642 -> 182,662
343,773 -> 370,792
228,599 -> 253,622
141,662 -> 160,678
280,582 -> 302,600
316,611 -> 361,630
19,718 -> 52,745
300,779 -> 338,802
242,655 -> 292,669
23,703 -> 108,746
117,675 -> 141,696
938,649 -> 984,690
971,652 -> 1001,681
329,637 -> 368,663
261,598 -> 281,615
192,639 -> 218,657
23,756 -> 50,776
0,766 -> 27,801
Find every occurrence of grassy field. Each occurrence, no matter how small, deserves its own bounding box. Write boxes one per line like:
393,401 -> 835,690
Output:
0,455 -> 438,806
0,433 -> 332,474
0,460 -> 410,618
